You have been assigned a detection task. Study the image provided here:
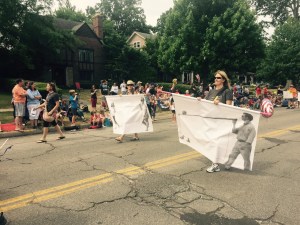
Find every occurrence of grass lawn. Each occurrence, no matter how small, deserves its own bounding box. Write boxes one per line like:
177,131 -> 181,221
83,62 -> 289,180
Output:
0,111 -> 14,124
0,93 -> 12,109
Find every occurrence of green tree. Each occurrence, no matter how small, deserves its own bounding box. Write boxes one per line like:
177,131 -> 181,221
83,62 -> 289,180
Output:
157,0 -> 264,82
203,0 -> 265,74
102,20 -> 155,82
250,0 -> 300,26
95,0 -> 149,37
55,0 -> 88,22
257,19 -> 300,85
0,0 -> 52,50
0,0 -> 79,78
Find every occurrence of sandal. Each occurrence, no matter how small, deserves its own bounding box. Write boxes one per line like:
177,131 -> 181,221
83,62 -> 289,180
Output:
115,137 -> 122,142
56,136 -> 66,140
37,140 -> 47,143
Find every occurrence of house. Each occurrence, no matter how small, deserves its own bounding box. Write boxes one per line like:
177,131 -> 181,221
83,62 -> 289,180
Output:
41,15 -> 105,87
126,31 -> 156,49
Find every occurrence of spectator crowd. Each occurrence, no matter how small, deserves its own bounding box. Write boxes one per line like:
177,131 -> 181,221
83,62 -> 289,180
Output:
1,77 -> 299,133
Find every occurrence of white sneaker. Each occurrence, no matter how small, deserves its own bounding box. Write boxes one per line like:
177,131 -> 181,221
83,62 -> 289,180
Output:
206,163 -> 220,173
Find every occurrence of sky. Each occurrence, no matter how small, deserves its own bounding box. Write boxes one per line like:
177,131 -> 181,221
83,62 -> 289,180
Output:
55,0 -> 174,26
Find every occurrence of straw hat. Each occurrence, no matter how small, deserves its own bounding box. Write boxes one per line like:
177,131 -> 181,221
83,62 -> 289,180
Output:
127,80 -> 134,85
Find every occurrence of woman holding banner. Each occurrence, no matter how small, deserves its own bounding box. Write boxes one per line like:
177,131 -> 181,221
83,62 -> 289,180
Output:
115,80 -> 140,142
202,70 -> 233,173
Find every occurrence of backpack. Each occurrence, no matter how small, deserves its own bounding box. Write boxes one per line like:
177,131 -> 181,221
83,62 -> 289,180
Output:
104,118 -> 112,127
282,99 -> 289,107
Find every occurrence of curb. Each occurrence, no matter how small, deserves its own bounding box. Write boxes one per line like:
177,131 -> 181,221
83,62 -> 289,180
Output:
0,124 -> 91,139
0,111 -> 173,139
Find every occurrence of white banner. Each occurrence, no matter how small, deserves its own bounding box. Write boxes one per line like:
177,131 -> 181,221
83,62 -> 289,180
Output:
173,94 -> 261,171
283,91 -> 293,99
106,95 -> 153,135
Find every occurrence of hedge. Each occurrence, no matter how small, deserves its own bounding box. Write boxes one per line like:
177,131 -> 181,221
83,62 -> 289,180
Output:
0,79 -> 62,98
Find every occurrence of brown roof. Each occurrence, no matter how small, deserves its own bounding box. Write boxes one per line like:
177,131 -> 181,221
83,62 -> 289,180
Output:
53,18 -> 83,31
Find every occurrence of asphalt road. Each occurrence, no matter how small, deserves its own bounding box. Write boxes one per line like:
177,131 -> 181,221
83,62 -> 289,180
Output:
0,108 -> 299,225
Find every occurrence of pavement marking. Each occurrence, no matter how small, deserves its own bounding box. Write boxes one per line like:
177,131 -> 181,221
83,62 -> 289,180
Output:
258,124 -> 300,138
0,152 -> 199,212
1,124 -> 300,212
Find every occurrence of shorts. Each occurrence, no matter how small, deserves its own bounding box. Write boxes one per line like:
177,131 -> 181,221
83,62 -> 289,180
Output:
14,103 -> 25,117
91,98 -> 97,108
290,98 -> 297,102
27,104 -> 40,120
71,108 -> 77,116
43,119 -> 57,127
172,110 -> 175,114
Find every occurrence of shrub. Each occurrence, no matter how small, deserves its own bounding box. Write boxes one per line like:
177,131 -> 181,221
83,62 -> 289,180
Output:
0,79 -> 62,98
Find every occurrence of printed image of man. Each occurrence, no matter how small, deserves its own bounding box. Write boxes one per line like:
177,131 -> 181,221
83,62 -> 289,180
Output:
225,113 -> 256,170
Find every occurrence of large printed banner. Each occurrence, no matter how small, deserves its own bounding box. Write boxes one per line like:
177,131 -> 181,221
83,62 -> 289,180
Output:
173,94 -> 261,170
106,95 -> 153,135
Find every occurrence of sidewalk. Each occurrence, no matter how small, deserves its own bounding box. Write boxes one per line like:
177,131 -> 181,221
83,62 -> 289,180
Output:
0,108 -> 13,112
0,111 -> 173,139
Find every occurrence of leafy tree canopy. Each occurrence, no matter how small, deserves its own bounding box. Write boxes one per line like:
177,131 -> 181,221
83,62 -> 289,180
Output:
94,0 -> 149,37
0,0 -> 79,78
257,18 -> 300,85
55,0 -> 88,22
157,0 -> 264,81
250,0 -> 300,26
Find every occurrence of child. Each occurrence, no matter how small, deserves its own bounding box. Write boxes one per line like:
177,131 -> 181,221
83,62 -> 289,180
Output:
170,96 -> 176,122
90,111 -> 101,127
103,111 -> 113,127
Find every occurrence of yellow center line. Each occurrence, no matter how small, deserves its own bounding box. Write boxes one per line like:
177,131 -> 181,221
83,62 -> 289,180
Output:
258,125 -> 300,138
1,124 -> 299,212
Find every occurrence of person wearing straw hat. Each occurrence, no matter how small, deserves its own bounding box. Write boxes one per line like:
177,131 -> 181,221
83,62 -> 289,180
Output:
115,80 -> 139,142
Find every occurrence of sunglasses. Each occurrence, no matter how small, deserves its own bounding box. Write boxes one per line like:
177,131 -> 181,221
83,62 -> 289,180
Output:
127,84 -> 134,86
215,77 -> 223,80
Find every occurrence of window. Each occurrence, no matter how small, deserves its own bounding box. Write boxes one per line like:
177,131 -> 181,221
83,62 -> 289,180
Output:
78,49 -> 94,63
133,42 -> 141,48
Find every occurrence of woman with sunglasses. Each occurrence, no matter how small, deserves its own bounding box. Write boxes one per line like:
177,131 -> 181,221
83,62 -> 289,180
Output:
115,80 -> 139,142
204,70 -> 233,172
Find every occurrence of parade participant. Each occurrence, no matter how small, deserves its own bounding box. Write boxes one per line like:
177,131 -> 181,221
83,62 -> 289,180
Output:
90,85 -> 97,112
198,70 -> 233,173
12,79 -> 28,131
35,82 -> 65,143
224,113 -> 256,170
115,80 -> 139,142
26,82 -> 42,129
